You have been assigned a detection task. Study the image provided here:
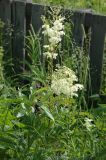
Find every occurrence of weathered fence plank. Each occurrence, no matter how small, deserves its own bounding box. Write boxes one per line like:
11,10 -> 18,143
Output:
31,3 -> 45,33
0,0 -> 11,23
11,1 -> 26,73
0,0 -> 12,71
26,2 -> 32,33
89,15 -> 106,94
73,11 -> 86,47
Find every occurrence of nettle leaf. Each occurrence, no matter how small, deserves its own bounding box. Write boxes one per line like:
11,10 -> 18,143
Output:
40,105 -> 55,122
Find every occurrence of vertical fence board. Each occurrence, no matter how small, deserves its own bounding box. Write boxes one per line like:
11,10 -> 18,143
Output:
31,4 -> 45,33
73,11 -> 85,47
0,0 -> 11,23
26,2 -> 32,34
89,15 -> 106,94
11,1 -> 26,73
0,0 -> 12,74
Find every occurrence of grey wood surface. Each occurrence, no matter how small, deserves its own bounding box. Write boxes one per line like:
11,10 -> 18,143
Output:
0,0 -> 11,23
73,11 -> 86,47
11,1 -> 26,73
0,0 -> 12,68
89,15 -> 106,94
31,3 -> 45,33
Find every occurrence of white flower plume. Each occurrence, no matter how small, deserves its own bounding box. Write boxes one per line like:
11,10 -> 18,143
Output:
51,66 -> 84,97
42,16 -> 65,59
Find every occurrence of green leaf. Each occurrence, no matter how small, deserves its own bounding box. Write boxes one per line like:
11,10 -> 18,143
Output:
90,94 -> 100,100
40,105 -> 55,122
0,144 -> 6,149
98,104 -> 106,108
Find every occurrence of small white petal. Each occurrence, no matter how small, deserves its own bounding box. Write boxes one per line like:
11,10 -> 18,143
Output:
17,112 -> 24,118
53,53 -> 58,59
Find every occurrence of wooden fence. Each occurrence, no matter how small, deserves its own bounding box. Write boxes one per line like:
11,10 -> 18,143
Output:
0,0 -> 106,95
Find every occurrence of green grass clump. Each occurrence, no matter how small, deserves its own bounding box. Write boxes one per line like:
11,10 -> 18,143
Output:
33,0 -> 106,14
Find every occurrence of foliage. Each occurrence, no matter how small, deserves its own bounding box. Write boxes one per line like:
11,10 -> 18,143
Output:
0,86 -> 106,159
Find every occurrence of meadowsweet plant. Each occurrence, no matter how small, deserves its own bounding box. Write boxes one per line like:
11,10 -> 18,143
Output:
42,15 -> 65,59
84,117 -> 95,131
42,9 -> 84,99
51,65 -> 83,97
42,11 -> 65,78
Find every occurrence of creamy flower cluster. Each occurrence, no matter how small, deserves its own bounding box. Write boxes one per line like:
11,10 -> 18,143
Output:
42,16 -> 65,59
84,117 -> 95,131
51,66 -> 83,97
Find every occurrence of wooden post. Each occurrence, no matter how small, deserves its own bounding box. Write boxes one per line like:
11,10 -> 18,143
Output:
0,0 -> 11,23
31,3 -> 45,33
72,11 -> 86,47
89,15 -> 106,94
11,1 -> 26,73
0,0 -> 12,75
